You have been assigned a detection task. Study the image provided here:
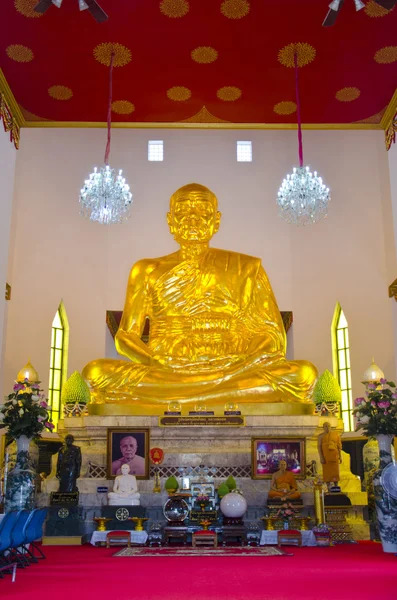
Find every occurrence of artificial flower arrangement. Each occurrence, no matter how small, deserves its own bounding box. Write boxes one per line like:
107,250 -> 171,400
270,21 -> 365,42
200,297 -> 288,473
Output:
197,494 -> 210,505
0,379 -> 54,439
274,502 -> 299,521
353,378 -> 397,436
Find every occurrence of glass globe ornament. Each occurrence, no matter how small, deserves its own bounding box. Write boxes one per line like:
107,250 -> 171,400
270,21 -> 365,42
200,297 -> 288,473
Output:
79,165 -> 133,225
220,491 -> 247,519
277,166 -> 330,226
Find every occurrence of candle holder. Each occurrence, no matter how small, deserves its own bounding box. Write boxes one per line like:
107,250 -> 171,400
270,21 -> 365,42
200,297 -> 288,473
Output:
298,516 -> 311,531
93,517 -> 112,532
130,517 -> 148,532
260,516 -> 275,531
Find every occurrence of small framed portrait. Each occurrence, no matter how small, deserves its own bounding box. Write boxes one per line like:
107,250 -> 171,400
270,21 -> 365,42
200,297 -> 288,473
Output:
251,437 -> 305,480
107,428 -> 150,480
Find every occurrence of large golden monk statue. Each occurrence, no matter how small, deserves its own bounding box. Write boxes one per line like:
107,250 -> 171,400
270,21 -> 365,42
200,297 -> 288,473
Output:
83,184 -> 317,407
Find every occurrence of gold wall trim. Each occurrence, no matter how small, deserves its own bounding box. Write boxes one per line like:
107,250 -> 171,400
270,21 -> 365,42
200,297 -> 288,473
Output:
381,88 -> 397,130
389,278 -> 397,301
0,69 -> 25,127
22,120 -> 383,130
381,88 -> 397,150
0,69 -> 24,149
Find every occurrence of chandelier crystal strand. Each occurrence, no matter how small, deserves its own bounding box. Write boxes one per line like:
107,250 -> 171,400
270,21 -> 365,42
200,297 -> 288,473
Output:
79,51 -> 133,225
277,52 -> 330,226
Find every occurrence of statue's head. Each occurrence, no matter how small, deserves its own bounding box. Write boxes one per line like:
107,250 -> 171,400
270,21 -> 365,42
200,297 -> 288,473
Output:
323,422 -> 331,433
65,434 -> 74,446
120,435 -> 137,461
167,183 -> 221,244
120,463 -> 131,475
278,459 -> 287,472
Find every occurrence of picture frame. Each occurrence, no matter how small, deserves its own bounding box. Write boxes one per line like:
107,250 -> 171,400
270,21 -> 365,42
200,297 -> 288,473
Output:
251,437 -> 306,480
107,428 -> 150,480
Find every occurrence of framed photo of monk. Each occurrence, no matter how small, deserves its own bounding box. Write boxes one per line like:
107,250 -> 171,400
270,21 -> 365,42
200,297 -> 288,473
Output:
107,428 -> 150,480
251,437 -> 305,480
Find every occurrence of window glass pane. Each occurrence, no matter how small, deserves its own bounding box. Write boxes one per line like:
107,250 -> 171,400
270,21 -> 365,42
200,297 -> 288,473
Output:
341,390 -> 349,411
237,141 -> 252,162
342,411 -> 350,431
52,311 -> 62,328
53,370 -> 61,391
148,141 -> 164,161
49,349 -> 55,369
51,328 -> 55,347
344,329 -> 349,348
346,353 -> 351,368
339,370 -> 347,390
338,310 -> 348,328
337,329 -> 345,349
55,329 -> 63,350
338,350 -> 346,369
347,370 -> 352,388
51,390 -> 60,410
54,349 -> 62,370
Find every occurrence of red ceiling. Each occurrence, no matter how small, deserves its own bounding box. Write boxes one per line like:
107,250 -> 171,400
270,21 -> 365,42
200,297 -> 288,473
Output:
1,0 -> 397,124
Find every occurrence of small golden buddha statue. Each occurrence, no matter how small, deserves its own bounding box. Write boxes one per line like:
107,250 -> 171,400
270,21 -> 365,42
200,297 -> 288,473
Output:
82,183 -> 317,407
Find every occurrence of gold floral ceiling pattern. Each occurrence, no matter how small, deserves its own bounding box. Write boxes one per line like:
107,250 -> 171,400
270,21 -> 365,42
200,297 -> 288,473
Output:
1,0 -> 397,125
6,44 -> 34,63
191,47 -> 218,64
48,85 -> 73,101
111,101 -> 135,115
274,102 -> 297,116
336,87 -> 361,102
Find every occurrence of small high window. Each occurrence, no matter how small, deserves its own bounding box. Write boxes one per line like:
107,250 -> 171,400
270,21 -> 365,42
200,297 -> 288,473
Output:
237,141 -> 252,162
148,140 -> 164,161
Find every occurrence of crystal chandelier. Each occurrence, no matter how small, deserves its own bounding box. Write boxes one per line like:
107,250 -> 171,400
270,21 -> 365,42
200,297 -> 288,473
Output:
79,52 -> 133,225
34,0 -> 108,23
80,166 -> 132,225
278,166 -> 330,226
277,53 -> 330,226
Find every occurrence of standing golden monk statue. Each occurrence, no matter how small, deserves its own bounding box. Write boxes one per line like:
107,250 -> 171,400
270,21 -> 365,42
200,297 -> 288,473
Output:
318,422 -> 342,489
83,183 -> 317,408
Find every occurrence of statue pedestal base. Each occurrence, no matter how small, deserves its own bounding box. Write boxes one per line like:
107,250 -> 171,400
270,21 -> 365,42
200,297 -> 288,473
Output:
36,411 -> 370,541
87,402 -> 315,417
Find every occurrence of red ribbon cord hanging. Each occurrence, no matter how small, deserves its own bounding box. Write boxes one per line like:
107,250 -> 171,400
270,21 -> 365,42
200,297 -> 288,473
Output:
104,51 -> 115,165
294,52 -> 304,168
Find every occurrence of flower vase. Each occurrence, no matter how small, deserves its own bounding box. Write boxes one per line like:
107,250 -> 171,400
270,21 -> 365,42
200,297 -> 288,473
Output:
4,435 -> 37,512
283,520 -> 289,530
373,434 -> 397,553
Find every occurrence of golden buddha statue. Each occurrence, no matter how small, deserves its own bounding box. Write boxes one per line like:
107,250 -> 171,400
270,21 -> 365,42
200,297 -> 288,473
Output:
82,183 -> 317,410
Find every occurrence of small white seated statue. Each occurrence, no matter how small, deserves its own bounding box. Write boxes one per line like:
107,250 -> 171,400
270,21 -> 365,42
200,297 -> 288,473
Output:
108,463 -> 141,506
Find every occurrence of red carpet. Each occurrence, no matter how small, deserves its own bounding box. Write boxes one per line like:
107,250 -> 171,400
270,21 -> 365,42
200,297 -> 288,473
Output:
1,542 -> 396,600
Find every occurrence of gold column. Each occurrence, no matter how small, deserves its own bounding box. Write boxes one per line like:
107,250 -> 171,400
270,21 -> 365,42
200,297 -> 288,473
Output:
314,483 -> 325,525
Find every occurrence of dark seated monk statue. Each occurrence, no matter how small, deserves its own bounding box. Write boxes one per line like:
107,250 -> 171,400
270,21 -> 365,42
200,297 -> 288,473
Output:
268,460 -> 301,502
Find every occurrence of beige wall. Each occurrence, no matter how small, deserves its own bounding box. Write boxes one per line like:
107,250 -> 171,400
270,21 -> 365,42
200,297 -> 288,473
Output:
3,128 -> 396,414
0,130 -> 17,395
